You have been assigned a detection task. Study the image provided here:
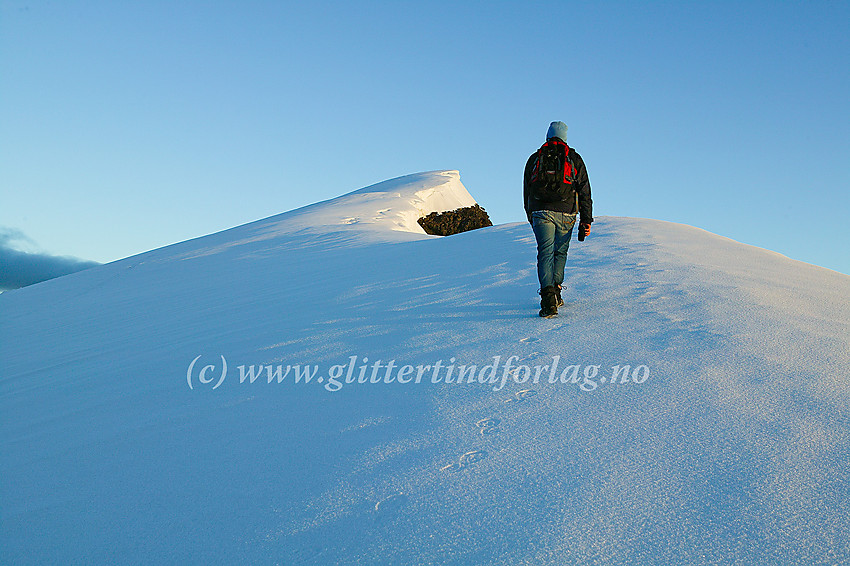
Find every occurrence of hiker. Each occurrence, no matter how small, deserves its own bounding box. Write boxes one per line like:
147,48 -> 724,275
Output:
523,121 -> 593,317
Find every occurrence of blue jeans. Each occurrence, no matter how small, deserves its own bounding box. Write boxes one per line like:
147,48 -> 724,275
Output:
531,210 -> 576,290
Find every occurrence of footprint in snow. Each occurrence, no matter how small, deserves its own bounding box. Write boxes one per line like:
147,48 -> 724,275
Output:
476,417 -> 501,435
505,389 -> 538,403
441,450 -> 488,472
440,386 -> 539,474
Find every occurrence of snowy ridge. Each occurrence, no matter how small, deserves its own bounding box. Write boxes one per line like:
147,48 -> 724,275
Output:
2,172 -> 850,565
255,169 -> 477,238
58,170 -> 473,273
170,169 -> 477,261
342,169 -> 477,235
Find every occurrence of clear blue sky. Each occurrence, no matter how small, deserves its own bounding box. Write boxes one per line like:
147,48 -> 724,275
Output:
2,1 -> 848,276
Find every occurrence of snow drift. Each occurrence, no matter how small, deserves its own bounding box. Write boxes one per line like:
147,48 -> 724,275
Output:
2,170 -> 849,565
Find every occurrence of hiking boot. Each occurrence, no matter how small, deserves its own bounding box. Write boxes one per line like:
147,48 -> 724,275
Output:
539,286 -> 558,318
555,285 -> 564,307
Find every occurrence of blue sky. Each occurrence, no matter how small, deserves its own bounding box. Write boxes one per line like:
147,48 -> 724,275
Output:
2,0 -> 848,279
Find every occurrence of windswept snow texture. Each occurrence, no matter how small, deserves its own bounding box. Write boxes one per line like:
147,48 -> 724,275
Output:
2,170 -> 850,565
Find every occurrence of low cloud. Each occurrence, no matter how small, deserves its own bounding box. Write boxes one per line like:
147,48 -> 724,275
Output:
0,228 -> 100,291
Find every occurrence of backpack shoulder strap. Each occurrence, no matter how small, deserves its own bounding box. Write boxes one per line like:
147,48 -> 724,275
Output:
530,146 -> 544,179
564,145 -> 578,182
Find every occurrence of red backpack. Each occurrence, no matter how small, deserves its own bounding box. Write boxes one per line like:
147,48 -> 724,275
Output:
529,139 -> 577,202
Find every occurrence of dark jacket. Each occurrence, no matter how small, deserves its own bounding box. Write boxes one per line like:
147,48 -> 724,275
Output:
524,140 -> 593,223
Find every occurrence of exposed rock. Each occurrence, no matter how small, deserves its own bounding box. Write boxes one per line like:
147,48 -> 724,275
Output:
417,204 -> 493,236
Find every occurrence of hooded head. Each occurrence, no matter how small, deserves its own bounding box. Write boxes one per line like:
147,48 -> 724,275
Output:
546,121 -> 568,143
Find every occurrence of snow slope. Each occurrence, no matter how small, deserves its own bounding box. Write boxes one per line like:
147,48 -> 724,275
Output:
2,170 -> 849,565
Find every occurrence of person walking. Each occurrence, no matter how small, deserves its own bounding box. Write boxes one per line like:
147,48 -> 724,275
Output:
523,121 -> 593,317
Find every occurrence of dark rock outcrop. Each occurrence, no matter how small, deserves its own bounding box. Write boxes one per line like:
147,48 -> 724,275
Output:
417,204 -> 493,236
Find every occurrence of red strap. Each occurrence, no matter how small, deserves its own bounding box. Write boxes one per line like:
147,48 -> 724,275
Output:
533,140 -> 573,183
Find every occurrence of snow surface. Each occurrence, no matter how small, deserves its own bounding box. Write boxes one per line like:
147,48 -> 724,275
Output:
2,170 -> 849,565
